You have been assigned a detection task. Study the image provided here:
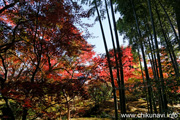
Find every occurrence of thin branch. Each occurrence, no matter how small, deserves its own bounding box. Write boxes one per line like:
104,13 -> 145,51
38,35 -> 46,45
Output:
0,2 -> 17,14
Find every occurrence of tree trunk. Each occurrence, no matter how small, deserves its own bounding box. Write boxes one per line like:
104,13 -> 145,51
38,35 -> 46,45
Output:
147,53 -> 158,113
105,0 -> 123,112
22,107 -> 28,120
147,40 -> 156,77
137,48 -> 150,113
67,102 -> 71,120
95,1 -> 118,119
155,0 -> 179,78
158,0 -> 180,50
147,27 -> 164,113
147,0 -> 168,114
2,97 -> 15,120
109,0 -> 126,115
147,34 -> 164,113
173,0 -> 180,39
131,0 -> 153,113
0,55 -> 15,120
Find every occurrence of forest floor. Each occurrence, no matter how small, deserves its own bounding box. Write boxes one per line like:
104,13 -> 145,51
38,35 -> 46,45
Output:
70,98 -> 180,119
0,97 -> 179,119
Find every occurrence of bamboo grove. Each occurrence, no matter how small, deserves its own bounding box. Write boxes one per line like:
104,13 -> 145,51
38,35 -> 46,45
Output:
82,0 -> 180,119
116,0 -> 180,116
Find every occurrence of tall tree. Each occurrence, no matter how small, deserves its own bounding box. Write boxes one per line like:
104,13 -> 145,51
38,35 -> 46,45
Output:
131,0 -> 153,113
104,0 -> 124,114
109,0 -> 126,114
0,0 -> 95,119
94,0 -> 118,119
147,0 -> 168,113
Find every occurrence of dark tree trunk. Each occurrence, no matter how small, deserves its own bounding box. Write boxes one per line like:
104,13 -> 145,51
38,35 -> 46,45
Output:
105,0 -> 123,112
158,0 -> 180,50
147,0 -> 168,114
147,53 -> 158,113
131,0 -> 153,114
155,1 -> 179,78
148,34 -> 164,113
0,55 -> 15,120
146,36 -> 157,79
109,0 -> 126,115
173,0 -> 180,39
22,107 -> 28,120
2,97 -> 15,120
137,48 -> 150,113
95,1 -> 118,119
146,24 -> 164,113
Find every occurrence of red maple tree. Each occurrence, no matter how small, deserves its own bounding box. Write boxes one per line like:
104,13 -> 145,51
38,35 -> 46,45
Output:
0,0 -> 95,119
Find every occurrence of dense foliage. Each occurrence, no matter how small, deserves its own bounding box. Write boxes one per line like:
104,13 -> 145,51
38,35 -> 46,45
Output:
0,0 -> 96,119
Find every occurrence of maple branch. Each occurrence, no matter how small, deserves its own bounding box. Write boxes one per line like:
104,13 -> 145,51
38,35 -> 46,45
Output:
1,96 -> 15,119
0,54 -> 7,83
0,0 -> 18,14
62,57 -> 72,68
0,54 -> 15,120
31,3 -> 41,83
31,95 -> 74,120
3,0 -> 7,5
71,60 -> 80,79
7,52 -> 26,81
31,49 -> 41,83
47,54 -> 52,70
53,67 -> 72,76
0,2 -> 17,14
33,2 -> 40,56
62,88 -> 75,105
0,20 -> 28,53
15,67 -> 25,80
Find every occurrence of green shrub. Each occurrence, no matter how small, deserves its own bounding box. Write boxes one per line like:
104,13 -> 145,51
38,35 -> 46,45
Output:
88,82 -> 112,105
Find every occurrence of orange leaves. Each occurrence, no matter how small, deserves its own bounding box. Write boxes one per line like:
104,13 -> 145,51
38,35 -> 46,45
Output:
50,59 -> 57,66
89,47 -> 143,90
23,99 -> 32,108
177,88 -> 180,93
108,47 -> 141,82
